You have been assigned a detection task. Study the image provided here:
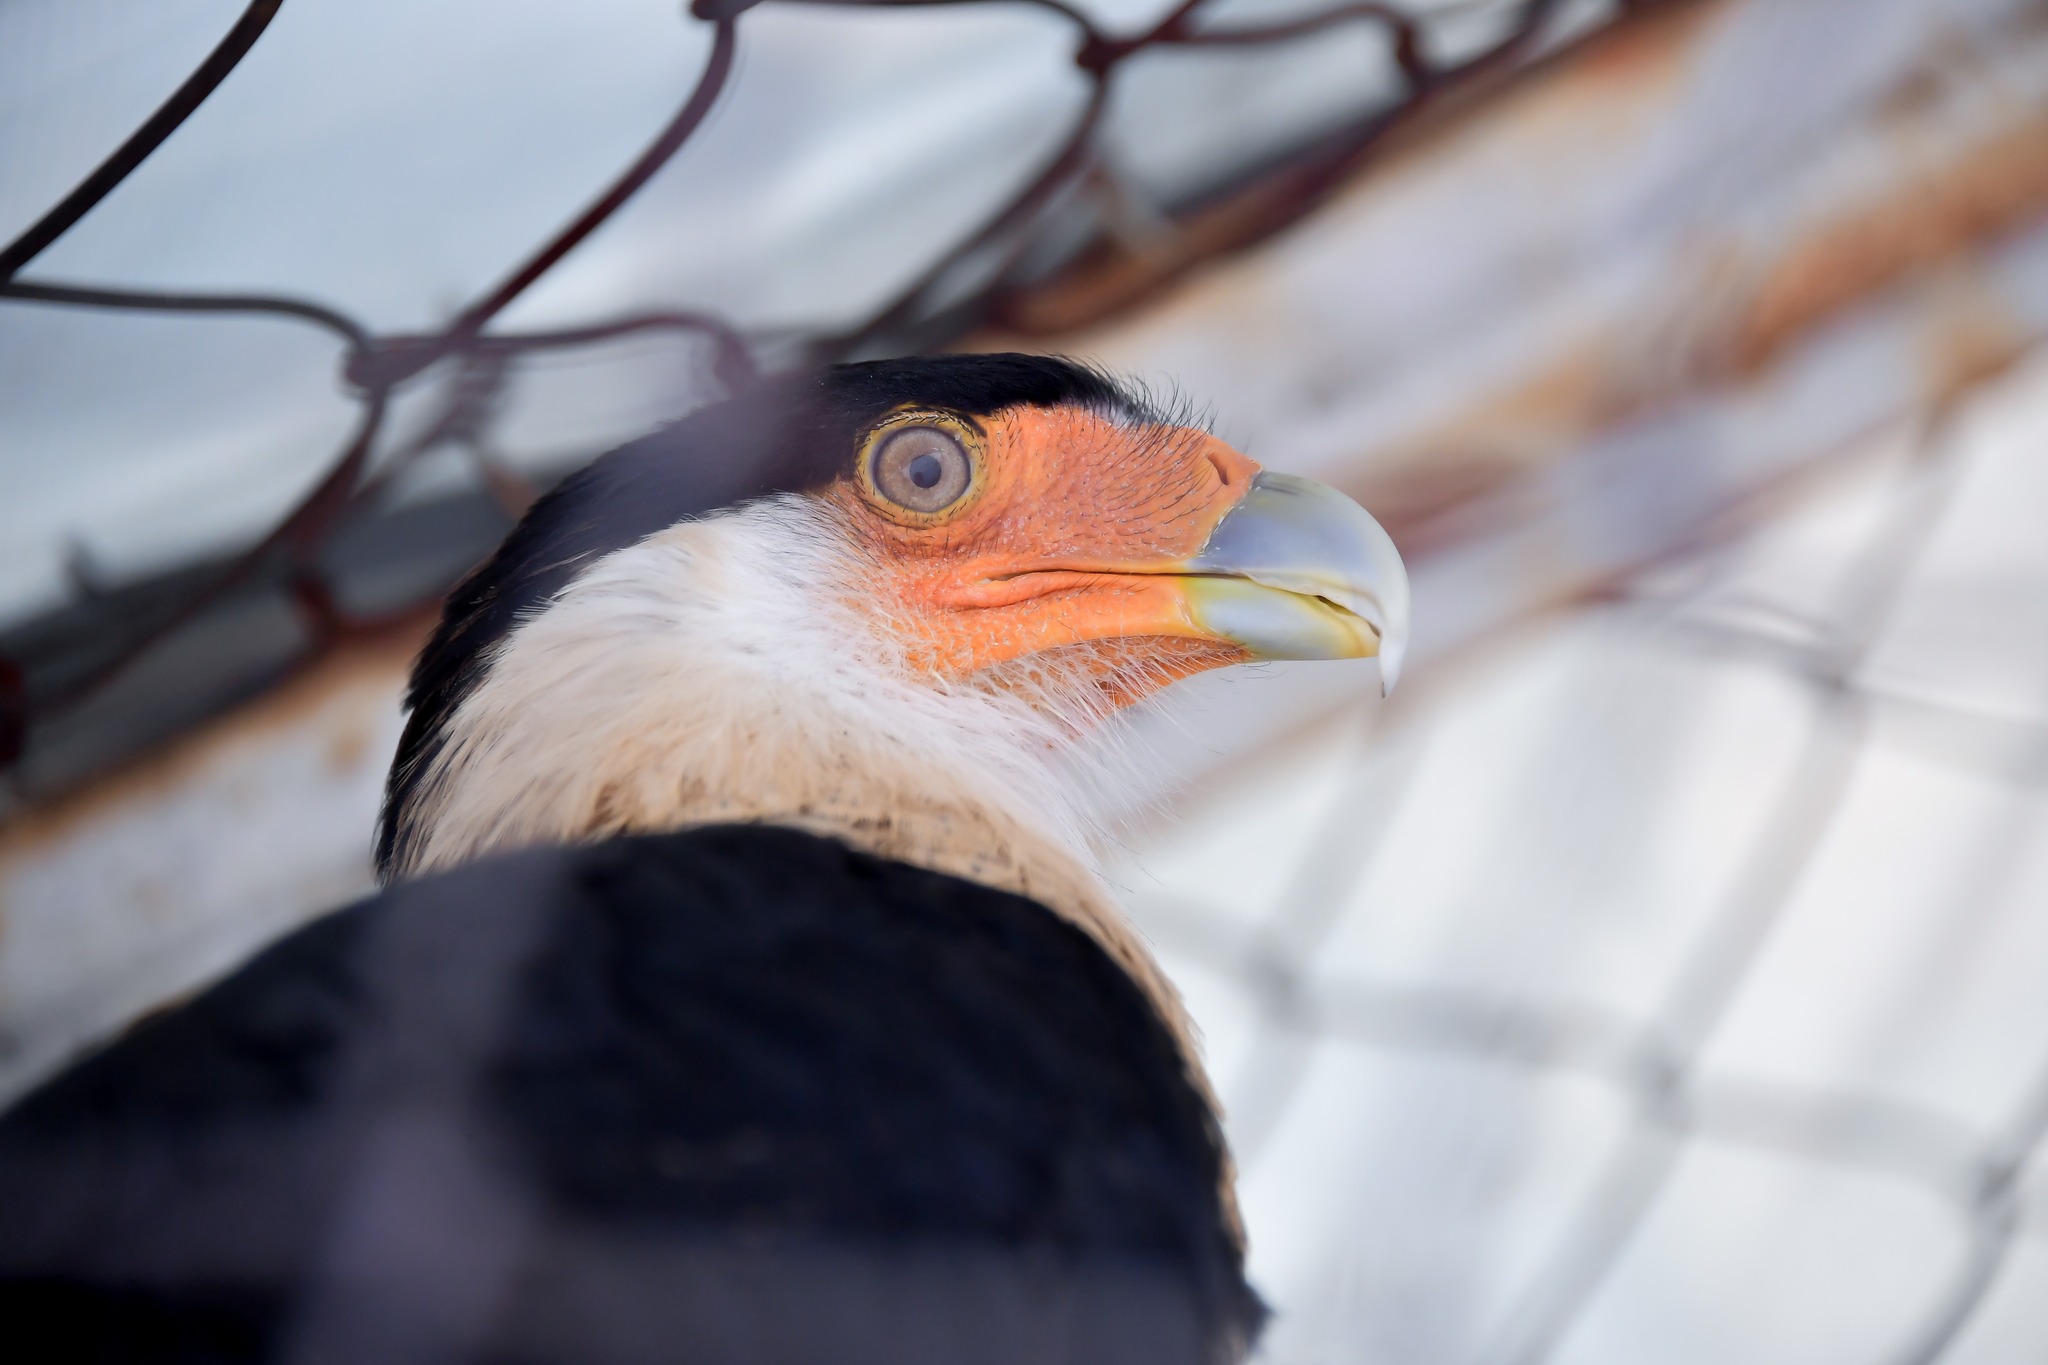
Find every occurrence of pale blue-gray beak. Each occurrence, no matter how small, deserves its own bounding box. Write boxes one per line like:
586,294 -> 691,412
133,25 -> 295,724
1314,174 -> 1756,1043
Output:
1183,472 -> 1411,695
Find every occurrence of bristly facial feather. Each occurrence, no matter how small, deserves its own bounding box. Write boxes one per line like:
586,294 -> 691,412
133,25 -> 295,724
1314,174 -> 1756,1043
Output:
392,494 -> 1167,896
378,353 -> 1166,883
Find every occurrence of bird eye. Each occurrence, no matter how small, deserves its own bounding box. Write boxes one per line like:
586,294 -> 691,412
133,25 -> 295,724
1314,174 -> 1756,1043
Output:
869,425 -> 973,515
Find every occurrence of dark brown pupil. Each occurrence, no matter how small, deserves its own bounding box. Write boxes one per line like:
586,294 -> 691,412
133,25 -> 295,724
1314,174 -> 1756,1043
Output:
870,424 -> 971,514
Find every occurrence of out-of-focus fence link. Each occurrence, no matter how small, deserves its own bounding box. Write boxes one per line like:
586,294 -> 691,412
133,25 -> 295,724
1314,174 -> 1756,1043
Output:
1132,385 -> 2048,1363
0,0 -> 1672,793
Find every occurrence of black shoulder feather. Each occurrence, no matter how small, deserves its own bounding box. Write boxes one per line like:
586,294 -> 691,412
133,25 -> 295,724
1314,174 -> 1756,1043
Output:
0,826 -> 1262,1363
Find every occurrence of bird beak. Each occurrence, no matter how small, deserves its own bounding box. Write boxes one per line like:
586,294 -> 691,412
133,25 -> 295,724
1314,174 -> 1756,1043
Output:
1182,472 -> 1411,694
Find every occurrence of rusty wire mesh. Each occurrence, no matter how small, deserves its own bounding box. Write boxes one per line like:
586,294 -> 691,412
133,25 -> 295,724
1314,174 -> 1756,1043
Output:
0,0 -> 1662,796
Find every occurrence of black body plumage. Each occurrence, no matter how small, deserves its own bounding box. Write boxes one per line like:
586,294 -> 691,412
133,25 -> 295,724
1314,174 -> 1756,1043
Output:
1,354 -> 1264,1361
0,826 -> 1259,1362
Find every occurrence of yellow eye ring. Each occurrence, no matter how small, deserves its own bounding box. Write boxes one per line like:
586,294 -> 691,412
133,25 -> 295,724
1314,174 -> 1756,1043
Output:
855,409 -> 986,526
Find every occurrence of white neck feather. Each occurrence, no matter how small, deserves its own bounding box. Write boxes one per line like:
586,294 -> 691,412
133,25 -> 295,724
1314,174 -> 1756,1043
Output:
400,496 -> 1194,1033
404,499 -> 1114,874
398,494 -> 1237,1240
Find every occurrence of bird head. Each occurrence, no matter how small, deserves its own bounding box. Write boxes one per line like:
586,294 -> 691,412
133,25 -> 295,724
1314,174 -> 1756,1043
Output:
378,354 -> 1408,882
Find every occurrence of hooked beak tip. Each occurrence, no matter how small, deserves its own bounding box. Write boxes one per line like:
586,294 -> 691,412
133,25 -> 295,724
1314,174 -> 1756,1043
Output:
1187,471 -> 1412,695
1376,626 -> 1406,696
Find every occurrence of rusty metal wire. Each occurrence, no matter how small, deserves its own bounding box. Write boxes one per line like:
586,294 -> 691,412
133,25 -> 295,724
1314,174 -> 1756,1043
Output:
0,0 -> 1654,783
1132,393 -> 2048,1362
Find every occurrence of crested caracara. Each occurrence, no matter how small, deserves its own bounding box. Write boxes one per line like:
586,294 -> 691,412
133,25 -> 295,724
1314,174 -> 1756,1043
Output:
0,354 -> 1408,1365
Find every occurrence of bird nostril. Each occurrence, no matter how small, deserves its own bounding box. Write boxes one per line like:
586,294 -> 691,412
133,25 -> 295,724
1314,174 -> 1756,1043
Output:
1207,452 -> 1233,488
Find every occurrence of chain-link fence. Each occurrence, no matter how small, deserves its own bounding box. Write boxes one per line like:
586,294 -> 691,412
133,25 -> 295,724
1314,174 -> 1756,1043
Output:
1115,363 -> 2048,1361
0,0 -> 1658,803
6,0 -> 2048,1360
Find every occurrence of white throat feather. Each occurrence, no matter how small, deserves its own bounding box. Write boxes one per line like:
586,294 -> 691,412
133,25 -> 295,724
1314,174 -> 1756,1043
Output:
390,497 -> 1213,1104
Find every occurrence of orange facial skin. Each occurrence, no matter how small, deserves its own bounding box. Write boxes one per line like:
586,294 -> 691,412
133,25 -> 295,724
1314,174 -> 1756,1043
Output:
822,404 -> 1264,710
